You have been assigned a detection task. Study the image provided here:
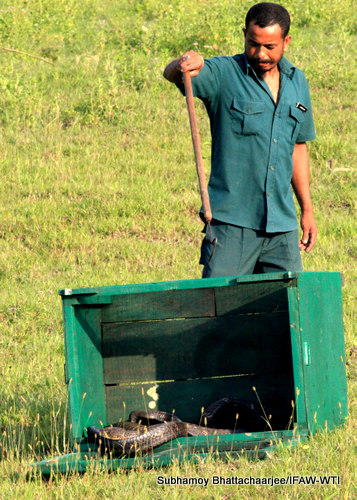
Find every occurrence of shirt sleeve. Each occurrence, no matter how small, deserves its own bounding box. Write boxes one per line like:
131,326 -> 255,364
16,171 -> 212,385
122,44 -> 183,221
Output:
296,72 -> 316,143
176,57 -> 226,101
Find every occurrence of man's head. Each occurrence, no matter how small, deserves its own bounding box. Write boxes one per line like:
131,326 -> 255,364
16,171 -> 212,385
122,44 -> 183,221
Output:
245,2 -> 290,37
243,3 -> 291,76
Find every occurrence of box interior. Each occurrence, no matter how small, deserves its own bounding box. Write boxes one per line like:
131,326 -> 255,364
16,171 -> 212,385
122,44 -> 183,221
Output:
94,280 -> 296,433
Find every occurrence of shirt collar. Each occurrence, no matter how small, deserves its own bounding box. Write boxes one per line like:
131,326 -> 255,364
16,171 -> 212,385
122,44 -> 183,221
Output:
278,56 -> 295,78
241,52 -> 295,79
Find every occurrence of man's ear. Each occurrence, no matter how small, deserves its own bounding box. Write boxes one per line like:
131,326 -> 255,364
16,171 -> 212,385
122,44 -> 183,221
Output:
242,28 -> 247,37
283,35 -> 292,52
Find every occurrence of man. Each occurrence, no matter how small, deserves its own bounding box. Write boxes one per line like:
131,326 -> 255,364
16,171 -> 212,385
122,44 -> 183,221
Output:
163,2 -> 317,278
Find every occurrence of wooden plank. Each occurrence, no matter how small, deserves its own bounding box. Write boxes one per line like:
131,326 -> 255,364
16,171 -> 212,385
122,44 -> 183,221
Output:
296,272 -> 348,432
102,314 -> 292,384
101,287 -> 215,323
215,281 -> 289,316
64,307 -> 107,438
105,371 -> 295,429
286,285 -> 308,430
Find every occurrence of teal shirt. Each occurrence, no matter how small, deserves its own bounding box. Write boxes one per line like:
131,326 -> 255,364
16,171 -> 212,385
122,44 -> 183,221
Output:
178,54 -> 316,232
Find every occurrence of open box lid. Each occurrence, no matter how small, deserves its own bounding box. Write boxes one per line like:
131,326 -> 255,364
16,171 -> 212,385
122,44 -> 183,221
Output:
31,429 -> 308,474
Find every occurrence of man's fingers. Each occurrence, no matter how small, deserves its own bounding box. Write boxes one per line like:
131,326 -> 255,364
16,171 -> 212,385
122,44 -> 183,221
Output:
178,51 -> 194,70
300,228 -> 317,253
301,229 -> 309,246
300,213 -> 317,253
187,69 -> 201,77
178,51 -> 203,73
305,229 -> 317,253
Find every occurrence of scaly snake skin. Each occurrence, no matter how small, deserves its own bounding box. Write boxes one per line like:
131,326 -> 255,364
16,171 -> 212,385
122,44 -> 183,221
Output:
87,399 -> 264,457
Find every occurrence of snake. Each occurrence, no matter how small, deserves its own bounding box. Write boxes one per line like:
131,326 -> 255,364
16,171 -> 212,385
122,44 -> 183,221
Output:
87,398 -> 266,457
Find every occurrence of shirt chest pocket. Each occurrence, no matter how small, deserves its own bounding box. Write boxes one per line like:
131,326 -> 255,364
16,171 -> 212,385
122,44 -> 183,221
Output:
287,105 -> 304,144
231,99 -> 265,136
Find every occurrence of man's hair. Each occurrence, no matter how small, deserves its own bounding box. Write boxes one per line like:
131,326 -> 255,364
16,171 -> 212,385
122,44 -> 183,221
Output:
245,2 -> 291,38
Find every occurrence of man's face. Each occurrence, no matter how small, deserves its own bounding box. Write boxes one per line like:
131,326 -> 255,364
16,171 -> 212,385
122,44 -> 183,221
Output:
243,22 -> 291,76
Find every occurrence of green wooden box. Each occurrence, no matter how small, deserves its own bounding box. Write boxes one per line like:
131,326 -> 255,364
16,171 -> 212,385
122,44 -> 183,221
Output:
32,271 -> 348,473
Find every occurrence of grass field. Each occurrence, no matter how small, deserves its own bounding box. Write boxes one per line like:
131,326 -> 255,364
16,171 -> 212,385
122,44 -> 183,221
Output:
0,0 -> 356,498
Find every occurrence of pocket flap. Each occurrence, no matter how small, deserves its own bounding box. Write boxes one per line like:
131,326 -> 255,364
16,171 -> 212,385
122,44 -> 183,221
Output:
289,105 -> 304,122
232,99 -> 264,115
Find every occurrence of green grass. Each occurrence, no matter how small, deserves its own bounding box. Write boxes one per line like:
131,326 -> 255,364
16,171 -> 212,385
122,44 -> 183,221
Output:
0,0 -> 356,497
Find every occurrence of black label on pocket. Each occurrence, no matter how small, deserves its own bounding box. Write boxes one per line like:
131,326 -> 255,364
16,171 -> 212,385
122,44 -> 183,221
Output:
296,102 -> 307,112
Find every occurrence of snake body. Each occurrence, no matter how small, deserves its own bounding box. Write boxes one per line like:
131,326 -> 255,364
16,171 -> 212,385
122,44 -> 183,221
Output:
87,399 -> 262,457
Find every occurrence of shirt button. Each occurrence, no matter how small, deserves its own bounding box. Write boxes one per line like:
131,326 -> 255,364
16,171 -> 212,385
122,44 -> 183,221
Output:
267,193 -> 270,197
273,138 -> 278,143
270,166 -> 275,170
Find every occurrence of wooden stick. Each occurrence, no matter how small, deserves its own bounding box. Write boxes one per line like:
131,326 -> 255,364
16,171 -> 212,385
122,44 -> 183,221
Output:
183,71 -> 212,222
0,46 -> 54,65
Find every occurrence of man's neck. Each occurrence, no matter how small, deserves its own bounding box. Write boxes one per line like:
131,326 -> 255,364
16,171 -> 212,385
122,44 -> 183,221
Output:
260,64 -> 280,81
262,66 -> 281,104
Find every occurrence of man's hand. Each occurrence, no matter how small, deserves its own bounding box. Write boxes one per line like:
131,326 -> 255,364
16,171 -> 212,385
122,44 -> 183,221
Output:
299,210 -> 317,252
163,50 -> 204,83
177,50 -> 204,77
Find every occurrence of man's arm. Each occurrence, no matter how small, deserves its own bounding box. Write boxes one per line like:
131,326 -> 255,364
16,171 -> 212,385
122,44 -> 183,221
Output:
163,50 -> 204,83
291,142 -> 317,253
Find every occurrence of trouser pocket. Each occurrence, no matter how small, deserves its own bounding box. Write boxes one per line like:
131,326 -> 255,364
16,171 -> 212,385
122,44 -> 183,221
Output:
199,237 -> 217,266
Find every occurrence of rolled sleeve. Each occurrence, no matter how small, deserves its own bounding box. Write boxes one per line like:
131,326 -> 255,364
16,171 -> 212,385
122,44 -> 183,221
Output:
176,57 -> 227,101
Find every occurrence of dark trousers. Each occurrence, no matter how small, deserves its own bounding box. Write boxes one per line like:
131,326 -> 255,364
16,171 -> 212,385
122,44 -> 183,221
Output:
200,220 -> 303,278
